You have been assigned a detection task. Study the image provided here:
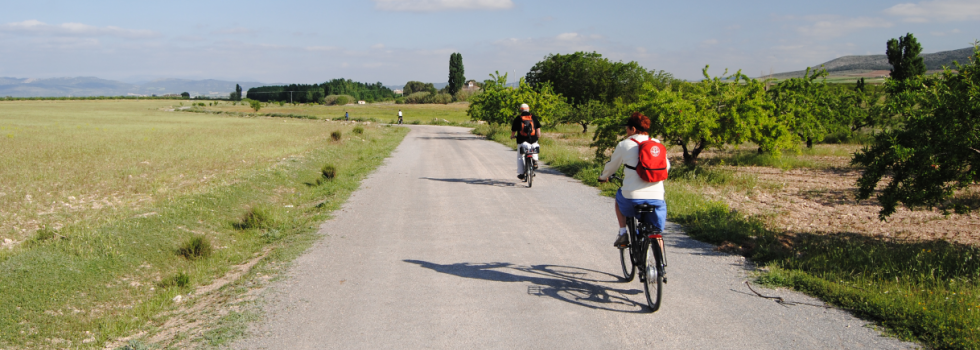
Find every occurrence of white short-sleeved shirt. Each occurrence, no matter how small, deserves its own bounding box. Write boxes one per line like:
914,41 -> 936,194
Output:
599,134 -> 670,200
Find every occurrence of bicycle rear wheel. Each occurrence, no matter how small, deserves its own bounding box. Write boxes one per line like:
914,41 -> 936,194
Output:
643,240 -> 663,312
525,157 -> 533,188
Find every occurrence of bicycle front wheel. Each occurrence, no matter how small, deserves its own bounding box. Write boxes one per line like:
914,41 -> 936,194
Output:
525,157 -> 533,188
619,244 -> 635,282
643,240 -> 663,312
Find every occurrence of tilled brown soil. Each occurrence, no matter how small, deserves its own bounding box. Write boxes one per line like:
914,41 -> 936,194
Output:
709,165 -> 980,246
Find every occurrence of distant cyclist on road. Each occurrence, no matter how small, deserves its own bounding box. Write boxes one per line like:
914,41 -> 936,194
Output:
398,109 -> 403,124
598,112 -> 670,248
510,103 -> 541,181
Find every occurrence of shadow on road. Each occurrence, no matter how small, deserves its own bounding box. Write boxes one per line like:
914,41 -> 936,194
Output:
420,177 -> 516,187
404,260 -> 650,313
415,136 -> 483,140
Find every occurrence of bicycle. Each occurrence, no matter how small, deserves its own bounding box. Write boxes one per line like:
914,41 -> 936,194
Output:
519,143 -> 538,188
610,175 -> 667,312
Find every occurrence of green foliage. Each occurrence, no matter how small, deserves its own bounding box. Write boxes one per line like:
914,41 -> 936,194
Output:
466,71 -> 568,126
115,339 -> 152,350
321,164 -> 337,179
177,235 -> 213,259
634,66 -> 783,165
853,45 -> 980,218
352,126 -> 364,134
403,92 -> 431,104
180,92 -> 190,99
246,99 -> 262,112
237,206 -> 271,230
327,95 -> 352,106
247,79 -> 394,103
769,67 -> 841,148
27,227 -> 58,247
403,81 -> 436,96
331,130 -> 342,141
234,84 -> 242,101
159,272 -> 190,288
887,33 -> 927,82
525,51 -> 650,105
448,53 -> 465,97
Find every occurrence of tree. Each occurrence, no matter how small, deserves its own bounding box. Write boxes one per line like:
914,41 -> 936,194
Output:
403,81 -> 436,96
235,84 -> 242,101
600,66 -> 785,165
768,67 -> 841,148
853,45 -> 980,218
244,98 -> 262,112
448,53 -> 465,98
887,33 -> 926,82
525,51 -> 653,133
466,71 -> 567,126
181,92 -> 190,99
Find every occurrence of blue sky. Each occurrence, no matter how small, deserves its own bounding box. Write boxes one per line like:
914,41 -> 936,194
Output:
0,0 -> 977,84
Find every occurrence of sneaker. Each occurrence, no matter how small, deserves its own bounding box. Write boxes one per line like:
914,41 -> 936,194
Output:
517,174 -> 525,180
613,234 -> 629,248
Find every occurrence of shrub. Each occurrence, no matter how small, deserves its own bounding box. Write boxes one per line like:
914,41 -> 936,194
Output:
321,164 -> 336,180
331,130 -> 342,141
352,126 -> 364,134
403,92 -> 431,104
237,206 -> 271,230
430,93 -> 454,104
325,95 -> 355,105
177,235 -> 212,259
159,272 -> 190,288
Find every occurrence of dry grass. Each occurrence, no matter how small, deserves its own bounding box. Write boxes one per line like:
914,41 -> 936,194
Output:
206,101 -> 471,124
0,100 -> 346,244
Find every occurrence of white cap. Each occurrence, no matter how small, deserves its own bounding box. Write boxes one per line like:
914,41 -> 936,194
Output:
520,104 -> 529,111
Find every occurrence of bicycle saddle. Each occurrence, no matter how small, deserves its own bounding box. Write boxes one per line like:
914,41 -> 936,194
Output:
634,203 -> 658,213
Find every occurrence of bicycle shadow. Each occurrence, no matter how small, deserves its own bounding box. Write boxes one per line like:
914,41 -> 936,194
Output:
419,177 -> 516,187
404,260 -> 650,313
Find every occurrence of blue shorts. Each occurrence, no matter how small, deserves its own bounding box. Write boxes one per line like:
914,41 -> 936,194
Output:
616,189 -> 667,232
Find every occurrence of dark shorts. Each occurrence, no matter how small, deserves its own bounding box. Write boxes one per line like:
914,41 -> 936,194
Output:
616,189 -> 667,232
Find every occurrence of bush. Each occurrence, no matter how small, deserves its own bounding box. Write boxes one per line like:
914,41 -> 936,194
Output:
331,130 -> 342,141
403,92 -> 431,104
455,89 -> 480,102
177,235 -> 212,259
352,126 -> 364,134
430,93 -> 454,104
321,164 -> 336,179
159,272 -> 190,288
237,206 -> 271,230
325,95 -> 355,105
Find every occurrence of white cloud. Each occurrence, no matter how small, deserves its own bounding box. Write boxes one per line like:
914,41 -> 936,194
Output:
556,32 -> 579,41
373,0 -> 514,12
795,16 -> 893,39
885,0 -> 980,22
371,43 -> 385,49
0,20 -> 158,39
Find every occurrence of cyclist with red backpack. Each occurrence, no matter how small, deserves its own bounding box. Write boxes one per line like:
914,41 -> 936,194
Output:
510,103 -> 541,181
598,112 -> 670,248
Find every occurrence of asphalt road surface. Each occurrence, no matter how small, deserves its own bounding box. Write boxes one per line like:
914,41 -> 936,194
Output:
236,125 -> 914,349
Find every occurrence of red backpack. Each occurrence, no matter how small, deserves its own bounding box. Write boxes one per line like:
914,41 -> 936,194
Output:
625,138 -> 668,182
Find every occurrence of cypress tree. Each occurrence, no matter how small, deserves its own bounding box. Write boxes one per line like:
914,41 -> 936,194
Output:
448,53 -> 465,97
886,33 -> 926,82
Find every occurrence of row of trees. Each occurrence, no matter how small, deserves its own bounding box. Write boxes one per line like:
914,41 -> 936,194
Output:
469,34 -> 979,217
245,79 -> 397,103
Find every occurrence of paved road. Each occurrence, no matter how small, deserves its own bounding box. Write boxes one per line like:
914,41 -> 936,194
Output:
237,125 -> 914,349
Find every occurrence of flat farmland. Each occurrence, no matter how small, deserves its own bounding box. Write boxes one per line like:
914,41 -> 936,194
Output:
0,100 -> 408,349
200,101 -> 472,124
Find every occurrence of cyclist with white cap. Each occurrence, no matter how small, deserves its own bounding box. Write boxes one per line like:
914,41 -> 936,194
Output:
510,103 -> 541,180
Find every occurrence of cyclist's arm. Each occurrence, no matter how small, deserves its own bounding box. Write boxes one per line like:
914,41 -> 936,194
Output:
598,141 -> 627,181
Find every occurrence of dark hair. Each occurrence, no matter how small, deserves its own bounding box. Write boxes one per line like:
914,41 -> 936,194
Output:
625,112 -> 650,133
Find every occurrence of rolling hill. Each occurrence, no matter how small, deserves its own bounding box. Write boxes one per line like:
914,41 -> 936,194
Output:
768,47 -> 975,79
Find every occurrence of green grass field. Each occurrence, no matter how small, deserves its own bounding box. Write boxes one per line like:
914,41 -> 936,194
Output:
198,101 -> 472,125
475,123 -> 980,349
0,100 -> 409,349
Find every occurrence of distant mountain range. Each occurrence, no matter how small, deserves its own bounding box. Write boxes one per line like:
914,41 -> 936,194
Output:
769,47 -> 975,79
0,77 -> 268,98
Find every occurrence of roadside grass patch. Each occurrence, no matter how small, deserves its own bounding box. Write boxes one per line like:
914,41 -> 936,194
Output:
331,130 -> 342,141
352,125 -> 364,134
159,272 -> 191,289
236,206 -> 274,230
177,235 -> 212,260
475,124 -> 979,349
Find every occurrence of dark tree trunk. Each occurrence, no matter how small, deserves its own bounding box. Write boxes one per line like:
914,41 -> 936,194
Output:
806,137 -> 813,149
580,122 -> 588,133
758,147 -> 764,154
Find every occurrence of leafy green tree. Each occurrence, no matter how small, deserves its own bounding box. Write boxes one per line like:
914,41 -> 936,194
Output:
235,84 -> 243,101
448,53 -> 465,98
853,45 -> 980,218
887,33 -> 926,82
618,67 -> 785,165
244,98 -> 262,112
768,67 -> 841,148
403,81 -> 436,96
466,71 -> 567,126
180,92 -> 190,99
